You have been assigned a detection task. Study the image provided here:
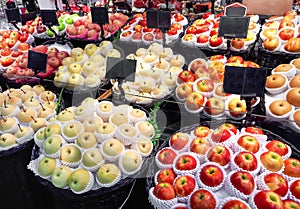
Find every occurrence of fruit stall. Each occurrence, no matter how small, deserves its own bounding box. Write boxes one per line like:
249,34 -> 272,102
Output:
1,0 -> 300,209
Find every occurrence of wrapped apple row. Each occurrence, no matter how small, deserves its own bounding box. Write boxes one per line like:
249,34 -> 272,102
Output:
28,97 -> 156,194
149,123 -> 300,209
111,43 -> 184,104
265,60 -> 300,131
175,55 -> 260,118
261,10 -> 300,53
120,13 -> 188,44
181,13 -> 259,50
54,41 -> 121,90
0,85 -> 58,150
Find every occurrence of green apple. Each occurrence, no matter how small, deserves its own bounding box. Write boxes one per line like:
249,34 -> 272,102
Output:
51,165 -> 72,188
46,28 -> 56,37
97,164 -> 119,184
0,133 -> 16,147
44,123 -> 61,139
82,149 -> 103,167
57,23 -> 66,32
76,132 -> 97,149
60,144 -> 82,163
0,117 -> 16,132
35,128 -> 45,141
102,139 -> 124,156
69,169 -> 90,192
57,110 -> 74,122
65,17 -> 74,25
120,150 -> 142,173
38,157 -> 56,177
43,135 -> 63,155
63,121 -> 83,138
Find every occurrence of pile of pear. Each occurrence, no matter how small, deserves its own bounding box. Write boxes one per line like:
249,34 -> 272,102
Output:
30,97 -> 156,194
112,42 -> 185,104
0,84 -> 57,149
54,41 -> 122,90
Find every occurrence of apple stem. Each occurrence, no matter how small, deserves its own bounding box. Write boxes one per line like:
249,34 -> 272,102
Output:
31,116 -> 37,123
39,103 -> 45,111
0,115 -> 7,122
17,124 -> 23,132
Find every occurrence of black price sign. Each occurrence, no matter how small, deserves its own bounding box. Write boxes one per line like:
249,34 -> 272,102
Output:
218,16 -> 249,38
146,10 -> 171,31
21,12 -> 37,25
28,50 -> 48,74
223,66 -> 267,97
91,7 -> 109,25
225,6 -> 246,17
105,57 -> 136,82
226,0 -> 243,5
40,10 -> 58,26
5,8 -> 21,23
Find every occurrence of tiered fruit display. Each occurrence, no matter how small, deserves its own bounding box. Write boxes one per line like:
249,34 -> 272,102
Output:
120,13 -> 188,44
149,123 -> 300,209
4,45 -> 70,82
0,85 -> 57,150
112,42 -> 184,104
175,55 -> 260,118
181,12 -> 259,50
261,11 -> 300,53
66,13 -> 129,40
53,41 -> 121,89
28,98 -> 155,194
265,59 -> 300,130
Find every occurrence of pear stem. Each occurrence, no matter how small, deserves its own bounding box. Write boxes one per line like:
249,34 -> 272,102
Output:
39,103 -> 45,111
0,115 -> 7,122
31,116 -> 37,123
20,89 -> 26,94
159,56 -> 161,64
46,96 -> 51,104
176,54 -> 179,60
4,100 -> 7,108
140,63 -> 143,69
7,94 -> 11,99
30,96 -> 33,102
21,106 -> 25,112
17,124 -> 23,132
169,72 -> 172,79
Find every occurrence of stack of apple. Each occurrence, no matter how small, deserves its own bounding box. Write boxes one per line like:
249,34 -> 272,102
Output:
4,45 -> 70,82
175,55 -> 260,118
54,41 -> 122,90
28,97 -> 156,194
181,12 -> 259,50
66,13 -> 129,40
261,10 -> 300,53
0,84 -> 58,150
120,13 -> 188,44
149,123 -> 300,209
112,42 -> 184,104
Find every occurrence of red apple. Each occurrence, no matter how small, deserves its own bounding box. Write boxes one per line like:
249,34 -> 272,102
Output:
11,51 -> 23,58
231,38 -> 245,50
138,19 -> 147,27
9,31 -> 20,40
221,199 -> 249,209
48,56 -> 61,69
143,33 -> 154,42
189,189 -> 216,209
74,19 -> 83,26
174,175 -> 196,197
204,97 -> 225,115
153,182 -> 176,200
199,164 -> 224,187
170,132 -> 190,151
56,51 -> 69,60
253,190 -> 283,209
167,28 -> 177,36
244,61 -> 260,68
283,199 -> 300,209
133,31 -> 142,40
290,180 -> 300,199
237,135 -> 260,153
18,58 -> 28,69
193,126 -> 210,138
265,140 -> 289,157
156,168 -> 176,185
66,25 -> 78,36
19,33 -> 29,43
175,154 -> 197,171
210,128 -> 232,143
176,83 -> 193,99
234,151 -> 258,171
206,145 -> 231,166
219,123 -> 237,134
230,171 -> 255,195
186,26 -> 198,35
263,173 -> 288,197
209,35 -> 223,47
157,148 -> 177,165
197,25 -> 210,34
1,57 -> 14,67
196,78 -> 214,92
279,29 -> 295,41
178,70 -> 195,83
185,92 -> 205,111
260,151 -> 284,172
245,126 -> 264,135
197,35 -> 209,44
227,56 -> 244,64
1,47 -> 12,57
133,25 -> 143,32
283,158 -> 300,178
18,43 -> 30,51
189,137 -> 210,155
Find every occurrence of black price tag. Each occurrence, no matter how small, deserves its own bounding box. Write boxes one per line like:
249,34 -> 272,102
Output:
5,8 -> 21,23
21,12 -> 37,25
218,16 -> 249,38
40,10 -> 58,26
223,66 -> 267,97
28,50 -> 48,74
105,57 -> 136,82
91,7 -> 109,25
225,6 -> 246,17
146,10 -> 171,31
226,0 -> 243,5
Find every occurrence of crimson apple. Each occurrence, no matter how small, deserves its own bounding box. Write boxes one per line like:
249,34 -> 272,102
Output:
74,19 -> 83,27
174,13 -> 185,22
283,158 -> 300,178
283,199 -> 300,209
237,135 -> 260,153
174,175 -> 196,197
290,180 -> 300,200
56,51 -> 69,60
156,168 -> 176,185
253,190 -> 283,209
170,132 -> 190,151
185,92 -> 205,111
143,33 -> 154,42
279,29 -> 295,41
209,35 -> 223,47
186,26 -> 198,35
245,126 -> 264,135
206,145 -> 231,166
234,151 -> 258,171
263,173 -> 288,197
48,56 -> 61,69
260,151 -> 284,172
231,38 -> 245,50
230,171 -> 255,195
266,140 -> 289,157
193,126 -> 210,138
221,199 -> 249,209
210,128 -> 232,143
11,51 -> 23,58
196,78 -> 214,92
227,56 -> 244,64
199,164 -> 224,187
189,189 -> 216,209
1,57 -> 14,67
204,97 -> 225,115
153,182 -> 176,200
178,70 -> 194,83
19,33 -> 29,43
197,25 -> 210,34
138,19 -> 147,27
175,154 -> 197,171
1,47 -> 12,57
197,35 -> 209,44
157,148 -> 177,165
189,137 -> 210,155
167,28 -> 177,36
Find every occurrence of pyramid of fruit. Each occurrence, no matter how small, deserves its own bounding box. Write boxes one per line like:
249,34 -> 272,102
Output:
28,97 -> 156,194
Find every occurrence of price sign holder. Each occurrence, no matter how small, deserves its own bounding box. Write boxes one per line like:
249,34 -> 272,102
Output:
28,50 -> 48,74
105,57 -> 136,105
5,8 -> 21,30
40,10 -> 59,39
218,3 -> 249,58
146,10 -> 171,46
21,12 -> 37,25
223,66 -> 267,126
91,6 -> 109,39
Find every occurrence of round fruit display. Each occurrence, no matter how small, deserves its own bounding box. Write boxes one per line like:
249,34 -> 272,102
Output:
0,85 -> 58,150
175,56 -> 260,117
112,43 -> 184,104
28,98 -> 156,194
181,12 -> 259,50
149,123 -> 299,209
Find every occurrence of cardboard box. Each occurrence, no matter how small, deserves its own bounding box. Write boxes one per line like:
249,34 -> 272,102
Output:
243,0 -> 293,15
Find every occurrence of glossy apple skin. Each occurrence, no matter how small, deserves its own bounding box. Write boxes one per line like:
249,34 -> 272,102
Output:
260,151 -> 283,172
153,182 -> 176,200
264,173 -> 288,197
170,132 -> 189,151
211,128 -> 231,143
175,155 -> 197,171
222,199 -> 249,209
283,158 -> 300,177
157,148 -> 177,165
174,175 -> 196,197
209,35 -> 223,47
254,190 -> 283,209
230,171 -> 255,195
234,151 -> 258,171
194,126 -> 210,138
178,70 -> 195,83
283,199 -> 300,209
199,165 -> 223,187
190,137 -> 210,155
189,189 -> 216,209
266,140 -> 288,156
220,123 -> 237,134
227,56 -> 244,64
245,126 -> 264,135
290,180 -> 300,199
157,168 -> 176,185
207,145 -> 230,166
237,135 -> 260,153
